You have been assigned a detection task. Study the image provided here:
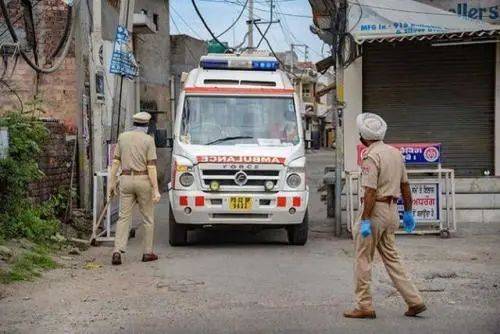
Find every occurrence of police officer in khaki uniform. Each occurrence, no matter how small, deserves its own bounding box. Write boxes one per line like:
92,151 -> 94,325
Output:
344,113 -> 426,319
107,112 -> 161,265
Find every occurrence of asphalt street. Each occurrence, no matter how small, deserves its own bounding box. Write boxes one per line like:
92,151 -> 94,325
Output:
1,150 -> 499,334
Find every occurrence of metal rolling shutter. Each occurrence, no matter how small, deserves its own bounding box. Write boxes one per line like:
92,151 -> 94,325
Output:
363,41 -> 495,176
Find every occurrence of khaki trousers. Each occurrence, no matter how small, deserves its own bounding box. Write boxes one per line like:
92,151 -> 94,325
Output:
353,202 -> 423,310
114,175 -> 155,254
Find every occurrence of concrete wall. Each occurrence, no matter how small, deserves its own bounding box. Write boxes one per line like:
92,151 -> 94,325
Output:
170,34 -> 207,110
102,0 -> 170,117
344,57 -> 363,172
101,0 -> 171,187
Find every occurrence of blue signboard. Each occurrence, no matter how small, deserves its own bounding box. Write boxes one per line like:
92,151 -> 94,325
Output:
110,25 -> 138,79
357,143 -> 442,165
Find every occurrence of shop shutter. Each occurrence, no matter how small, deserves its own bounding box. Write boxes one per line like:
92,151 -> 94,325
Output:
363,41 -> 495,176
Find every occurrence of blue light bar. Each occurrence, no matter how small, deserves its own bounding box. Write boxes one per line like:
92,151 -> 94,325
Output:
252,60 -> 279,71
200,57 -> 280,71
200,59 -> 228,69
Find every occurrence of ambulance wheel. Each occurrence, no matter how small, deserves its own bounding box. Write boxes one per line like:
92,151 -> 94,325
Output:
287,210 -> 309,246
169,206 -> 187,246
440,229 -> 450,239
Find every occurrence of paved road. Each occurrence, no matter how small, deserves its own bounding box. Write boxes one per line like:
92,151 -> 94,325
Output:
1,150 -> 500,333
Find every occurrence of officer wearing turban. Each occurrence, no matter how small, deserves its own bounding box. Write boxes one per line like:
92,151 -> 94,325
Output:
107,112 -> 161,265
344,113 -> 426,319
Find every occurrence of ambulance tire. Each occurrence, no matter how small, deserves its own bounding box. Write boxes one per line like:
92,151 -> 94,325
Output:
169,206 -> 188,246
287,210 -> 308,246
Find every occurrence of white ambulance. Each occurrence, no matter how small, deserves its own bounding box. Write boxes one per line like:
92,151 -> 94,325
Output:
168,54 -> 309,246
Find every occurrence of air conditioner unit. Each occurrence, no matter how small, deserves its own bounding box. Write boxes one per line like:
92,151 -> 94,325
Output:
133,13 -> 157,34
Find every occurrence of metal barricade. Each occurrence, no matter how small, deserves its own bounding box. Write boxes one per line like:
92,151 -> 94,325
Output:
348,142 -> 457,239
91,170 -> 114,244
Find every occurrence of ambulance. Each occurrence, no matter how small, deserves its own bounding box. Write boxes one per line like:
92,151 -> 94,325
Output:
168,53 -> 309,246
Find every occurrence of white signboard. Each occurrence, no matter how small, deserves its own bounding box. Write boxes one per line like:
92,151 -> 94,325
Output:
397,182 -> 440,223
417,1 -> 499,24
0,127 -> 8,159
348,0 -> 496,43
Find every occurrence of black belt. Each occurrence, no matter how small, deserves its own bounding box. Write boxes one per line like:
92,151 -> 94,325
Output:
121,170 -> 148,176
361,196 -> 398,204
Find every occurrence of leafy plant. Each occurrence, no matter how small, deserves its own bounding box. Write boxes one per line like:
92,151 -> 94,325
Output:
0,112 -> 62,241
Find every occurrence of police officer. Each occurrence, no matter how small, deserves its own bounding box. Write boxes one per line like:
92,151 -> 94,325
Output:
344,113 -> 426,319
107,112 -> 161,265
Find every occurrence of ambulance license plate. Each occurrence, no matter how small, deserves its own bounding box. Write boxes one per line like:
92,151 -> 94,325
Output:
229,197 -> 253,210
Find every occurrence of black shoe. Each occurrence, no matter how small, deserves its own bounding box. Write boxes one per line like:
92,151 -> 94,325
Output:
405,304 -> 427,317
112,252 -> 122,265
142,253 -> 158,262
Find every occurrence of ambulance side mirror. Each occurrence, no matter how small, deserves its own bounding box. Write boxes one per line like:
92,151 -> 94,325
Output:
154,129 -> 173,148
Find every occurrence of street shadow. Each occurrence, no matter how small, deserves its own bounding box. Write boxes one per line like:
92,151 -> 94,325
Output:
187,228 -> 291,247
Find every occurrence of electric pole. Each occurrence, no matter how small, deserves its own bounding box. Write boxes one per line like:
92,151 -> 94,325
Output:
334,0 -> 347,237
248,0 -> 254,48
89,0 -> 106,213
111,0 -> 136,142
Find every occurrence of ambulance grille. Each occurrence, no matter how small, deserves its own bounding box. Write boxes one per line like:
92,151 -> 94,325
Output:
199,168 -> 281,191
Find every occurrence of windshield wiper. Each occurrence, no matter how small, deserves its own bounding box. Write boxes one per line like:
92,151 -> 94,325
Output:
206,136 -> 254,145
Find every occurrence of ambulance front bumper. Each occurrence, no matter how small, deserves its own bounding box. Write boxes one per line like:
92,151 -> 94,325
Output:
168,189 -> 309,225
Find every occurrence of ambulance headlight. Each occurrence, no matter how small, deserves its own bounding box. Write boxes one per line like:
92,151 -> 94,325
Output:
179,173 -> 194,187
286,173 -> 301,188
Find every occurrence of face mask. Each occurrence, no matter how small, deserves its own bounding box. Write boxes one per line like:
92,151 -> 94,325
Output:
359,136 -> 368,147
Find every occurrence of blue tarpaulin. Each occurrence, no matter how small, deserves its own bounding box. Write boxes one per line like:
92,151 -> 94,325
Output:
109,25 -> 138,79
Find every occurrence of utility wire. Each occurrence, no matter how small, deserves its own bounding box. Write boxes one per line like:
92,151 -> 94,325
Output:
0,78 -> 23,112
191,0 -> 231,51
0,0 -> 42,39
346,0 -> 462,16
0,0 -> 75,73
253,21 -> 297,78
170,15 -> 198,63
221,0 -> 312,18
170,4 -> 204,39
255,0 -> 273,49
215,0 -> 248,38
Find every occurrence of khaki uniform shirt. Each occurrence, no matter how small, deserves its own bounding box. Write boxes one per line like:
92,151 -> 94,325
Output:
114,129 -> 157,171
361,141 -> 408,199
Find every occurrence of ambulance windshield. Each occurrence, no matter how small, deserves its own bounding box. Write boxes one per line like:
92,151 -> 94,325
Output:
180,96 -> 299,146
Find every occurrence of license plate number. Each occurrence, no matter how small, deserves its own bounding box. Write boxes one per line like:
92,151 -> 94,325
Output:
229,197 -> 253,210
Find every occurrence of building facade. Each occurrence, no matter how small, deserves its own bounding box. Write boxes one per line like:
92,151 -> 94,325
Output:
170,34 -> 208,115
342,2 -> 499,177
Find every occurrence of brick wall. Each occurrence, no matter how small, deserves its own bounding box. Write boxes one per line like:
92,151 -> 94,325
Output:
29,119 -> 76,203
0,0 -> 77,129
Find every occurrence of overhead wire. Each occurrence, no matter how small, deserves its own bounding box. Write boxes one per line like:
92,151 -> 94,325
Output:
254,0 -> 273,49
215,0 -> 248,39
191,0 -> 232,51
0,0 -> 42,39
0,0 -> 76,73
346,0 -> 461,16
0,78 -> 23,112
170,14 -> 198,63
253,21 -> 298,78
170,4 -> 204,39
